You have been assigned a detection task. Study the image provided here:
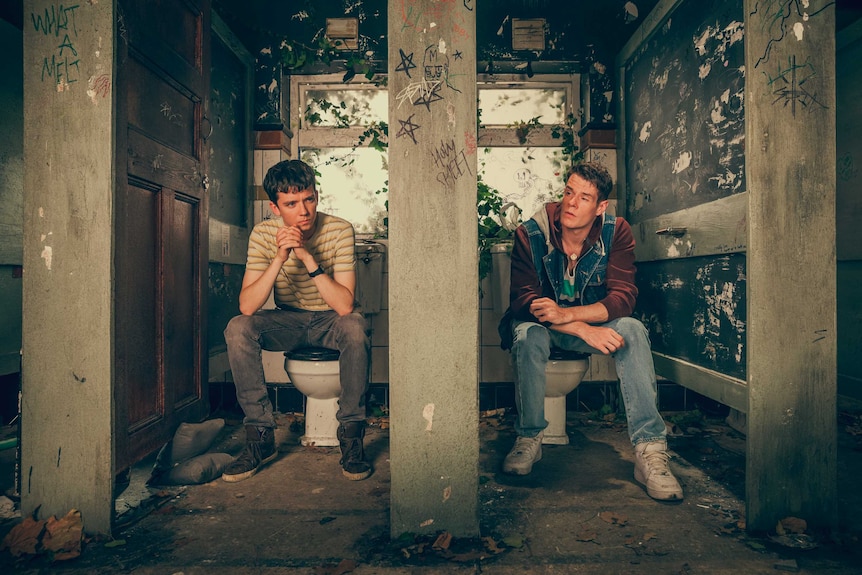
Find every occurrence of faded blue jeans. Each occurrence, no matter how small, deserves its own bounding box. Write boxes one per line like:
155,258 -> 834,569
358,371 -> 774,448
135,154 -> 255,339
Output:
511,316 -> 667,446
224,307 -> 370,429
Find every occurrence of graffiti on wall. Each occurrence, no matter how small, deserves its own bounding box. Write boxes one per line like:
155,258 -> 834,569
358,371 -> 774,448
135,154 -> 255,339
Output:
31,3 -> 81,91
394,0 -> 475,188
749,0 -> 834,116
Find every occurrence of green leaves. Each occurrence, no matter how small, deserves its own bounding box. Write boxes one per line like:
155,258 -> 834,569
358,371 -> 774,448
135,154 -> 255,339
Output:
477,175 -> 516,282
280,36 -> 377,82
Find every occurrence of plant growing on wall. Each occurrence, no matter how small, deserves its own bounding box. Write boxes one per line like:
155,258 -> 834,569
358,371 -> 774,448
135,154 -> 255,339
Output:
510,117 -> 543,145
551,112 -> 584,167
281,36 -> 378,81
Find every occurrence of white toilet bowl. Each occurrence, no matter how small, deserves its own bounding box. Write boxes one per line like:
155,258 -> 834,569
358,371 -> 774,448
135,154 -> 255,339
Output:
543,349 -> 590,445
284,347 -> 341,447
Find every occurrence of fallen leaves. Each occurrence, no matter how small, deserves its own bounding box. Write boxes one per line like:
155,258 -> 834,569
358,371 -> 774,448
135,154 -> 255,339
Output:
776,516 -> 807,535
598,510 -> 628,526
1,508 -> 83,560
769,516 -> 818,549
1,515 -> 42,556
392,530 -> 512,564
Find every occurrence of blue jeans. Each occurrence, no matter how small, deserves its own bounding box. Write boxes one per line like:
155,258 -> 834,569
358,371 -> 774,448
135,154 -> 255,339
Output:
224,308 -> 370,428
511,316 -> 667,446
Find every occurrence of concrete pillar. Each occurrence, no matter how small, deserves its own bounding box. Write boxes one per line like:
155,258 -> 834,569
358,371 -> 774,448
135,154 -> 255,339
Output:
744,0 -> 837,531
21,0 -> 116,533
387,0 -> 478,537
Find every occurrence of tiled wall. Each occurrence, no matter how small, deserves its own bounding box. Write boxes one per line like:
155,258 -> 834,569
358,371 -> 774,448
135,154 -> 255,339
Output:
252,148 -> 290,200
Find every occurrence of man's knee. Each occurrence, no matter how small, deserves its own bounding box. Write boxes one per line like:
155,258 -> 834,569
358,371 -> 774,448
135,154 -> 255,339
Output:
334,313 -> 369,347
614,317 -> 650,346
512,322 -> 550,352
224,314 -> 254,344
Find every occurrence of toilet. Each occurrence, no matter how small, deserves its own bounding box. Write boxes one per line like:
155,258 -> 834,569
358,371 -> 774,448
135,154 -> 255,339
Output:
542,348 -> 590,445
272,241 -> 386,447
490,241 -> 591,445
284,347 -> 341,447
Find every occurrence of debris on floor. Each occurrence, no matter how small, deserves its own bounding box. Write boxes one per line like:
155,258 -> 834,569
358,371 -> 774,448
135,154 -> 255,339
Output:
0,508 -> 83,561
0,496 -> 17,520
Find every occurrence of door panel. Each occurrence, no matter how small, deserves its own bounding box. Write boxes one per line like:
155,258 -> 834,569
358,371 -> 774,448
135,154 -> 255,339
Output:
165,193 -> 201,409
115,0 -> 210,471
115,179 -> 161,433
617,0 -> 747,407
126,57 -> 198,157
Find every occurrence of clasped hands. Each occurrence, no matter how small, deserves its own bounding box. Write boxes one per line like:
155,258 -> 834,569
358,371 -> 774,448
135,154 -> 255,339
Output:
529,297 -> 624,355
275,225 -> 310,263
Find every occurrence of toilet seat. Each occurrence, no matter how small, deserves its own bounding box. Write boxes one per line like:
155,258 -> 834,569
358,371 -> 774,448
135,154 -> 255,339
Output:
287,347 -> 340,362
549,348 -> 590,361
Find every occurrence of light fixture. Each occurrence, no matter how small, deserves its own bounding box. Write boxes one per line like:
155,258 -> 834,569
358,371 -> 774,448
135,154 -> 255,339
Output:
511,18 -> 546,51
326,18 -> 359,50
623,2 -> 639,24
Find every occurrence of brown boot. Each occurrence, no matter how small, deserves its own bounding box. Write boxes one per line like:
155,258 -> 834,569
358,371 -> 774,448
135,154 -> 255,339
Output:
222,426 -> 277,483
337,421 -> 372,481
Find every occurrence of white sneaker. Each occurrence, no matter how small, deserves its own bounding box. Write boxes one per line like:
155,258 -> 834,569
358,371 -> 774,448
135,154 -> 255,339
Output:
503,434 -> 543,475
634,440 -> 684,501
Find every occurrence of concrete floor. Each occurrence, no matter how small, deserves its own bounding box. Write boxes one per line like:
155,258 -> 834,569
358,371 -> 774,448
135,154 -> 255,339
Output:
1,404 -> 861,574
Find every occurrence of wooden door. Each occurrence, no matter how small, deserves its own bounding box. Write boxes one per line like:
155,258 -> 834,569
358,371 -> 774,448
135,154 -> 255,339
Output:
114,0 -> 211,471
616,0 -> 748,412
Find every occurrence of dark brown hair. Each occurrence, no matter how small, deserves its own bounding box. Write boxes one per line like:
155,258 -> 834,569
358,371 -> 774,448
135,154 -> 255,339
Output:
564,162 -> 613,202
263,159 -> 317,203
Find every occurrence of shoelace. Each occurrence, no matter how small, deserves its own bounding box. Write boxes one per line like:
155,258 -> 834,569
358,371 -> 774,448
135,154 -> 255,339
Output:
642,449 -> 671,474
233,442 -> 263,467
513,436 -> 540,456
340,437 -> 363,464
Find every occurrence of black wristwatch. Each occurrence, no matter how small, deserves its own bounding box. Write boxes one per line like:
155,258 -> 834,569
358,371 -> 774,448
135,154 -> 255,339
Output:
308,265 -> 325,278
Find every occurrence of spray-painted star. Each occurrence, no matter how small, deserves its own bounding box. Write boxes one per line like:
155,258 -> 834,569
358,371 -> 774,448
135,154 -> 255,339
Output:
413,82 -> 444,112
395,49 -> 416,78
453,50 -> 463,60
396,114 -> 421,144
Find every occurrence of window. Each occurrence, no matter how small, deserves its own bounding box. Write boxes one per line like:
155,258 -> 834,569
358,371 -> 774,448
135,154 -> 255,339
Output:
477,76 -> 580,220
292,74 -> 389,237
290,73 -> 580,235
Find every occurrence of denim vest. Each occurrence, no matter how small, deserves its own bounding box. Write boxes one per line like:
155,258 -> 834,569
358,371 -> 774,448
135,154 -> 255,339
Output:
523,212 -> 616,307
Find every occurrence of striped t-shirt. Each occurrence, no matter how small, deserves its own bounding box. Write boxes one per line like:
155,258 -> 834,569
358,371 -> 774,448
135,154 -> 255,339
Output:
246,213 -> 356,311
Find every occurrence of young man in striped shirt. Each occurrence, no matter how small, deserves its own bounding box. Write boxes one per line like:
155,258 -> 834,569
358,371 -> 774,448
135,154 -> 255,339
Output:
222,159 -> 372,482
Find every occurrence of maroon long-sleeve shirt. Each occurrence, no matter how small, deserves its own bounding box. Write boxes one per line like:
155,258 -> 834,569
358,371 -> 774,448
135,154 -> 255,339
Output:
509,202 -> 639,324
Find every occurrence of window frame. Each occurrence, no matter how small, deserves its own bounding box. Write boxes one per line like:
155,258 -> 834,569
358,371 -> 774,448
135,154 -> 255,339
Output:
290,73 -> 388,153
476,73 -> 581,147
288,72 -> 582,234
290,72 -> 580,153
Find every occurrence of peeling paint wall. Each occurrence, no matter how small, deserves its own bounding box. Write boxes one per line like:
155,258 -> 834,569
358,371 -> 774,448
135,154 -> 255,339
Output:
624,0 -> 745,223
636,255 -> 747,380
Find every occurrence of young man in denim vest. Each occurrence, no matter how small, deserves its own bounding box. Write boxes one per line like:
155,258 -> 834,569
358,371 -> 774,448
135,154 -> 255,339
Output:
502,162 -> 683,501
